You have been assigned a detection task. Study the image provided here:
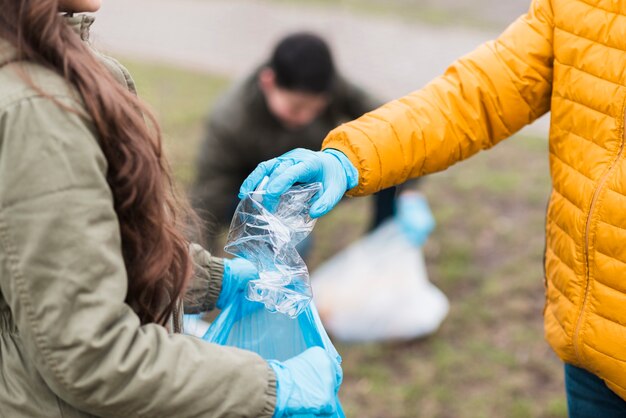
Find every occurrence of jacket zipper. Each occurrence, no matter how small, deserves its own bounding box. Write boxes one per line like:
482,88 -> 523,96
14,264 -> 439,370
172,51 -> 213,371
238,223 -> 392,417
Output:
573,107 -> 626,361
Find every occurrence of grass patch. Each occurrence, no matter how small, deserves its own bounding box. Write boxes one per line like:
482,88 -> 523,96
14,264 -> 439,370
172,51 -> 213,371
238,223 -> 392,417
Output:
120,59 -> 230,186
125,58 -> 565,418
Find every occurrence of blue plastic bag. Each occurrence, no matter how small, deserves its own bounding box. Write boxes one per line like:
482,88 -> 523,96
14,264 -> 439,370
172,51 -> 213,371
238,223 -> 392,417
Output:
203,300 -> 345,417
203,183 -> 344,417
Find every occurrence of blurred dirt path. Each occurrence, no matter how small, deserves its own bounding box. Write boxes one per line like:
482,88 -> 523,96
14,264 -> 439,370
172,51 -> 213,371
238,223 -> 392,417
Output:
92,0 -> 548,135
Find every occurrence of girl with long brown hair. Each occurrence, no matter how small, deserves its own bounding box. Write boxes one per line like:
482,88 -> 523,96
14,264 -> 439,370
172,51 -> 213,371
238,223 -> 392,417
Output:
0,0 -> 340,416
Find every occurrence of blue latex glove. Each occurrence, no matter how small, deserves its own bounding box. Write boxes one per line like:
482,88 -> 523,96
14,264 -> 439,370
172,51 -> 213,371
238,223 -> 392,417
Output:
239,148 -> 359,218
396,192 -> 436,247
268,346 -> 342,418
217,258 -> 259,309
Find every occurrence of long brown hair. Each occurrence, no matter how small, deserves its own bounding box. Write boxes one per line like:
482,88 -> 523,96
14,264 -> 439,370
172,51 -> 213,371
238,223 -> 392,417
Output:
0,0 -> 194,325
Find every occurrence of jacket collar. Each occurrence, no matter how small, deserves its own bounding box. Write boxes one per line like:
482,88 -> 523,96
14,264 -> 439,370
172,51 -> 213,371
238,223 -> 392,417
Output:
65,14 -> 95,42
0,14 -> 95,67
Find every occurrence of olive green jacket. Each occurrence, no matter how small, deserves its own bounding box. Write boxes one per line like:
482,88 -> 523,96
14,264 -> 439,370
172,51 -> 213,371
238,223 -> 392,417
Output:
0,15 -> 276,418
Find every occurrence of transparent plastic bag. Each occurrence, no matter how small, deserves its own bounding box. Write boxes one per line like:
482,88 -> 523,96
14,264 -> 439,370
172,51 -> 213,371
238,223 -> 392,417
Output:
224,182 -> 321,318
203,182 -> 344,417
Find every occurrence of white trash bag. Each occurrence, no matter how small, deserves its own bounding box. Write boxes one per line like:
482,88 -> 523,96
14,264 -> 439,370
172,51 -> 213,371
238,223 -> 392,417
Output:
311,219 -> 449,342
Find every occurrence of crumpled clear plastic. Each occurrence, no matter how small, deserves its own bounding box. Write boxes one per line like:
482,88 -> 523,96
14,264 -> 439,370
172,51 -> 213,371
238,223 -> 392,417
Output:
224,182 -> 322,318
203,181 -> 345,418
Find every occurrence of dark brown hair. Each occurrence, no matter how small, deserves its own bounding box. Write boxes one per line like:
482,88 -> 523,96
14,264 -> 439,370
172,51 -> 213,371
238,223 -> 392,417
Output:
0,0 -> 194,325
270,32 -> 335,93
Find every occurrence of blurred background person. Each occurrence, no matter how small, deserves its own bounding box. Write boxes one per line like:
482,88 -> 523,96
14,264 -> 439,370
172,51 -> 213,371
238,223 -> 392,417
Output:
190,32 -> 432,254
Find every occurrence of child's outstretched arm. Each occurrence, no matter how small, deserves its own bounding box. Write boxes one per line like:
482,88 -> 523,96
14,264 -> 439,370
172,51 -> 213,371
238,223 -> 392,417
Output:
323,0 -> 555,196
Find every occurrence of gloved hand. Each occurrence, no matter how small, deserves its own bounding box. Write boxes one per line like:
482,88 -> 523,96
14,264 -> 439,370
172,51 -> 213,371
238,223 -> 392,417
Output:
217,258 -> 259,309
268,346 -> 342,418
239,148 -> 359,218
396,192 -> 436,247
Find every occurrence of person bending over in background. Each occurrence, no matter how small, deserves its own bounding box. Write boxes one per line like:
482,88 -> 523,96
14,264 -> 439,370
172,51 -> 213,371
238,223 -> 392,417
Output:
192,32 -> 434,253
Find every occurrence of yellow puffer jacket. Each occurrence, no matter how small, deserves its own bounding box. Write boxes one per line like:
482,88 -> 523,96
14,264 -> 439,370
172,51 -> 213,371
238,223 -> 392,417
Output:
323,0 -> 626,399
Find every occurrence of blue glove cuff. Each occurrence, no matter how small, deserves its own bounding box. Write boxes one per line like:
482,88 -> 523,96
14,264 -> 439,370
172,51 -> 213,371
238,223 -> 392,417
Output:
217,258 -> 234,310
268,360 -> 290,418
323,149 -> 359,191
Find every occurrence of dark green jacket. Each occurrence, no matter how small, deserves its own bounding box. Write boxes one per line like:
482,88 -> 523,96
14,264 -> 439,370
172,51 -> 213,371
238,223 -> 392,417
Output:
191,68 -> 381,229
0,15 -> 276,418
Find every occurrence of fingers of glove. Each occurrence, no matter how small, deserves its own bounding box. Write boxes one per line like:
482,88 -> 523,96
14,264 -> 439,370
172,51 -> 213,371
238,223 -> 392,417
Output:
320,351 -> 343,390
309,182 -> 344,218
263,160 -> 296,190
239,158 -> 280,198
229,258 -> 259,283
277,348 -> 339,416
332,357 -> 343,390
303,347 -> 338,387
301,346 -> 328,362
289,402 -> 336,416
266,162 -> 316,196
287,382 -> 337,416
